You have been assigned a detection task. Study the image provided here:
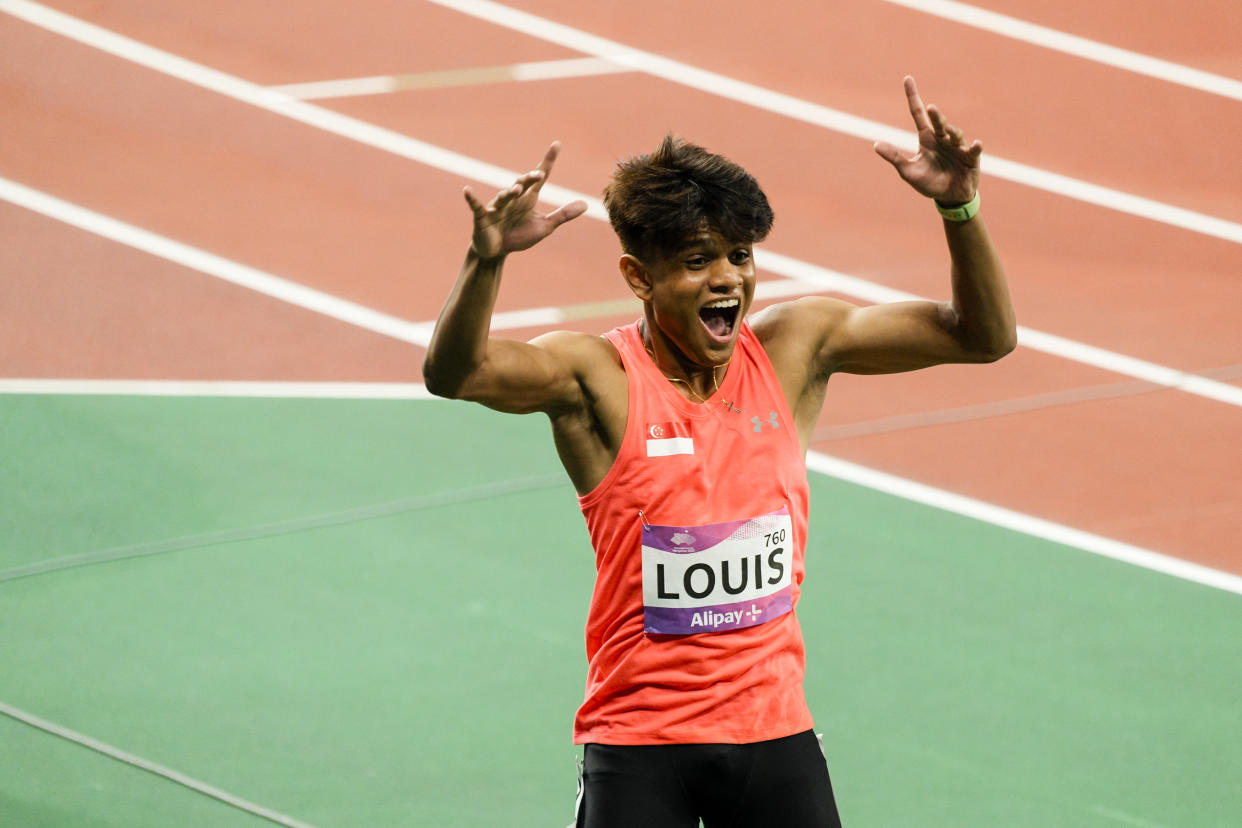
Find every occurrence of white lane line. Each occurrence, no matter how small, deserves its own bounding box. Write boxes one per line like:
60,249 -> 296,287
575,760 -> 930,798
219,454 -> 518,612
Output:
424,0 -> 1242,246
811,361 -> 1242,440
6,0 -> 1242,248
811,380 -> 1163,442
0,699 -> 320,828
0,177 -> 436,347
1092,805 -> 1173,828
1,2 -> 1239,406
3,376 -> 1237,596
269,56 -> 632,100
6,173 -> 1242,408
268,74 -> 394,100
478,268 -> 1242,408
0,378 -> 436,398
756,250 -> 1242,407
461,276 -> 827,330
881,0 -> 1242,102
510,55 -> 631,81
0,471 -> 565,583
804,452 -> 1242,597
1014,328 -> 1242,407
0,0 -> 583,220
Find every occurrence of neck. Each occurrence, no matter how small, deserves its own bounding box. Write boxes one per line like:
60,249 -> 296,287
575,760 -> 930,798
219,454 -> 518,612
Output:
640,319 -> 728,402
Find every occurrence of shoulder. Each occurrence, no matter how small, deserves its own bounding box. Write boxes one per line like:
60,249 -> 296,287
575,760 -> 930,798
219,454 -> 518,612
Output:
748,296 -> 858,356
534,330 -> 629,483
747,297 -> 864,409
529,329 -> 627,418
530,329 -> 622,376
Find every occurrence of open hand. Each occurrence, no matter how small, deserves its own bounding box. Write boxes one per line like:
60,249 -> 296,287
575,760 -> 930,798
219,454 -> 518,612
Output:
874,76 -> 981,204
463,142 -> 588,260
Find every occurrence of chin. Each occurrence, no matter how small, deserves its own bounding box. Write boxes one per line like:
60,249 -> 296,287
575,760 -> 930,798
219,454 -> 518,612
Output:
700,336 -> 738,365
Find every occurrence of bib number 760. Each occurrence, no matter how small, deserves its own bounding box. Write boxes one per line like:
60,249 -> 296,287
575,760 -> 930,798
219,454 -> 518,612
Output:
640,507 -> 795,635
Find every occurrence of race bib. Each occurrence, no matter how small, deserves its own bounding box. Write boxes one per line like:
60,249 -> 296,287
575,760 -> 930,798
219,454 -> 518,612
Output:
641,507 -> 794,634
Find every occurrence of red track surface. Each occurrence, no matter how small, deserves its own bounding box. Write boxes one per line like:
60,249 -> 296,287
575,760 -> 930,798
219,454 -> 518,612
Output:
3,1 -> 1239,572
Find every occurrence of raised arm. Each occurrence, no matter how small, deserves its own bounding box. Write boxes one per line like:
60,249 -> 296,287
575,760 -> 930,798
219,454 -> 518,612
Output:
421,143 -> 589,413
800,76 -> 1017,376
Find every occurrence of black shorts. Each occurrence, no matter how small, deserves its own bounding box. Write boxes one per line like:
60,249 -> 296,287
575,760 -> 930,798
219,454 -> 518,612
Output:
574,730 -> 842,828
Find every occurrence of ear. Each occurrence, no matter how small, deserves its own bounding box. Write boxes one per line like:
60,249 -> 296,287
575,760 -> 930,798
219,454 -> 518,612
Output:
619,254 -> 653,302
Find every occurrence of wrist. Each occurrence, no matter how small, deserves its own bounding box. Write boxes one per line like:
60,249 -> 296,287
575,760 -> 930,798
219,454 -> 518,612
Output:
934,191 -> 981,222
468,244 -> 507,264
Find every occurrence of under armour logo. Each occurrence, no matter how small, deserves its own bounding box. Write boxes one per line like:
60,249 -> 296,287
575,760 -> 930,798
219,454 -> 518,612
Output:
751,412 -> 780,432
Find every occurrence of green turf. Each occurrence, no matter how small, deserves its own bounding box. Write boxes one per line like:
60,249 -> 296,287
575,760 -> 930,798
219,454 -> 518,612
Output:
2,395 -> 1239,827
1,394 -> 565,573
0,714 -> 274,828
800,474 -> 1242,827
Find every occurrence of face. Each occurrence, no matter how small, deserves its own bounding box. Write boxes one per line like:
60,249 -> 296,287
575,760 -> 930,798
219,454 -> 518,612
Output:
627,227 -> 756,368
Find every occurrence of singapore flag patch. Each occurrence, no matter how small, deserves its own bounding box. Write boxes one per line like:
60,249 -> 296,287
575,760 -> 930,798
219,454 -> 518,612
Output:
646,421 -> 694,457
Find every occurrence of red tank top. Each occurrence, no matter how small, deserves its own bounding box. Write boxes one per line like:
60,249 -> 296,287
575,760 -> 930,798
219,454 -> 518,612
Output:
574,320 -> 813,745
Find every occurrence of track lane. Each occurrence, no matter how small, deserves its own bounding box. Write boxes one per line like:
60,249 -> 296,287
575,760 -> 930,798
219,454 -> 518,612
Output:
25,0 -> 1242,227
815,386 -> 1242,574
0,16 -> 626,316
321,74 -> 1242,372
4,1 -> 1237,576
409,307 -> 1242,570
972,0 -> 1242,78
23,0 -> 586,84
4,6 -> 1237,828
0,202 -> 421,381
7,5 -> 1240,372
439,0 -> 1242,226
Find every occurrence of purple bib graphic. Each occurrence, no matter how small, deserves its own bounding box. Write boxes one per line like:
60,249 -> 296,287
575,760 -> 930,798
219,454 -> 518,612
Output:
641,507 -> 793,634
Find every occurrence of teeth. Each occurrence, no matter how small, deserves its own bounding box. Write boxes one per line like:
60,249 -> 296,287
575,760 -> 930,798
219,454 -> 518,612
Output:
703,299 -> 739,309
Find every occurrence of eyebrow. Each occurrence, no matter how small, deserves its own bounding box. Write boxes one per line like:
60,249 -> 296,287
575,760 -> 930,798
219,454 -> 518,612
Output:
676,239 -> 716,255
679,237 -> 753,253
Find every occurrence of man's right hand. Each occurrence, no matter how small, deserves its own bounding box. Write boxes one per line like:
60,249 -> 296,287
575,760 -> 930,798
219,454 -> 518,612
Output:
463,142 -> 588,261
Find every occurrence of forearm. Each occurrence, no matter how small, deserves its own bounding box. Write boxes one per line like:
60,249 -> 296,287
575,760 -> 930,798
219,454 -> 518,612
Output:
421,249 -> 506,397
943,215 -> 1017,360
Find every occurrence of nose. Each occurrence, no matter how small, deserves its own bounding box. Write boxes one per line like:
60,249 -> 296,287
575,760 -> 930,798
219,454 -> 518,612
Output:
708,259 -> 745,291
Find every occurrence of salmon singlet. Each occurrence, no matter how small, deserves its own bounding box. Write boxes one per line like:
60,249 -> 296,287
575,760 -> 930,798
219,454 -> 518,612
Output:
574,320 -> 814,745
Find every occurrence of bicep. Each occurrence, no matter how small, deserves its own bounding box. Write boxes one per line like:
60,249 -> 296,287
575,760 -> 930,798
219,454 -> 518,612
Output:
821,299 -> 979,375
448,334 -> 585,415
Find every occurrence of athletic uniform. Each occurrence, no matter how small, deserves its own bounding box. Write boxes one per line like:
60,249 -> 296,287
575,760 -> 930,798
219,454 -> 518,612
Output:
572,320 -> 841,827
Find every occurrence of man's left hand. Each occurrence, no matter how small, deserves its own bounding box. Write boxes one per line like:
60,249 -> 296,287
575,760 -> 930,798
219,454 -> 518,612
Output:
874,76 -> 982,205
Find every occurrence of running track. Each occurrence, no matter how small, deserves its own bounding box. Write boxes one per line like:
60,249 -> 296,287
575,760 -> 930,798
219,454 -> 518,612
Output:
3,2 -> 1242,826
3,0 -> 1240,574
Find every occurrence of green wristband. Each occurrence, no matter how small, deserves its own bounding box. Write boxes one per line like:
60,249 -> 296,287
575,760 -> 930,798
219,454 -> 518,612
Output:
935,191 -> 981,222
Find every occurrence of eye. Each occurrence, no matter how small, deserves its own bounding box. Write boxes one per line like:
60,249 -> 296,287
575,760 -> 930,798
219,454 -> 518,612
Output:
729,248 -> 752,265
685,255 -> 710,268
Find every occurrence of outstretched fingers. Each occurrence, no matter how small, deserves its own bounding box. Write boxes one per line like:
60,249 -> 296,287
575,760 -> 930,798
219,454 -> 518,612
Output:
522,141 -> 561,200
546,199 -> 589,229
910,79 -> 974,159
522,140 -> 586,227
872,140 -> 909,170
536,141 -> 563,176
463,185 -> 488,216
464,165 -> 547,215
460,142 -> 584,254
903,75 -> 931,135
928,106 -> 967,149
880,76 -> 984,201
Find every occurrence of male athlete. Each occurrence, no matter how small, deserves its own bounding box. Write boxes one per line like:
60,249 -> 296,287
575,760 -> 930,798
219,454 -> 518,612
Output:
422,77 -> 1015,827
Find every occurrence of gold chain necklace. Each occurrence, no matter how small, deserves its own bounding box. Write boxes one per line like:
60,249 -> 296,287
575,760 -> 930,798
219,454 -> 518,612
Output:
646,345 -> 724,403
641,321 -> 738,411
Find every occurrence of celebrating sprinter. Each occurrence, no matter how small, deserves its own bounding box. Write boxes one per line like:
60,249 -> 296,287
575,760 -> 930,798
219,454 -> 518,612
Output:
422,76 -> 1016,828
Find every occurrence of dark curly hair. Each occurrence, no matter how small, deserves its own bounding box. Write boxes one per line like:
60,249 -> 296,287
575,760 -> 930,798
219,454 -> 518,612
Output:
603,134 -> 774,263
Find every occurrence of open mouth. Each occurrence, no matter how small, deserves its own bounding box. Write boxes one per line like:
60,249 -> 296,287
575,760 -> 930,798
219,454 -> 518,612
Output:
699,298 -> 741,341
